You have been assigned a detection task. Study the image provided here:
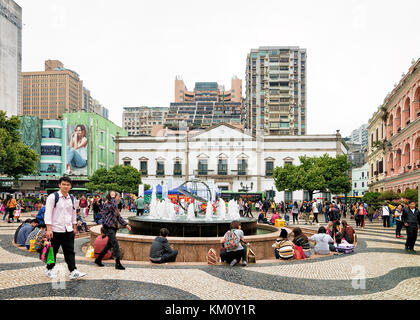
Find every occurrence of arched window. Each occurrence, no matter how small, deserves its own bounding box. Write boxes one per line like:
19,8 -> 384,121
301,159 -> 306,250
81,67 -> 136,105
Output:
387,113 -> 394,137
402,143 -> 411,168
395,106 -> 401,132
402,98 -> 411,126
414,87 -> 420,118
414,137 -> 420,166
395,149 -> 402,168
388,153 -> 394,175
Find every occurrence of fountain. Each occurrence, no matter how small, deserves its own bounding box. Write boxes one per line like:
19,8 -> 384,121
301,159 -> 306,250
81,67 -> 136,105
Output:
187,202 -> 195,220
90,180 -> 284,262
205,201 -> 213,221
228,199 -> 240,220
217,198 -> 226,219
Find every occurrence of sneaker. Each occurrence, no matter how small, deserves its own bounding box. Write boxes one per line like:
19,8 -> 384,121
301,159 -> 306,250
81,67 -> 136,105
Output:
230,259 -> 238,267
69,269 -> 86,280
46,268 -> 57,279
242,261 -> 247,267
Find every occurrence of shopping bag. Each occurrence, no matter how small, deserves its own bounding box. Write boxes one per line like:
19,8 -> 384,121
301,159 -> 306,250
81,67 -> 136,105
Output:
85,245 -> 95,258
41,241 -> 50,262
207,248 -> 218,265
29,239 -> 37,252
293,245 -> 305,260
246,246 -> 256,263
46,247 -> 55,265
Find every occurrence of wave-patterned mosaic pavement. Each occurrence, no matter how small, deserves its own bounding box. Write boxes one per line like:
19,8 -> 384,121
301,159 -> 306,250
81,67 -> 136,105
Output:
0,218 -> 419,300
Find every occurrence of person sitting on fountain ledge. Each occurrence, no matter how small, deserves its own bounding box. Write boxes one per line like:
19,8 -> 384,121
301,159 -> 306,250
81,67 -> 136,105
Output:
220,221 -> 248,267
149,228 -> 178,264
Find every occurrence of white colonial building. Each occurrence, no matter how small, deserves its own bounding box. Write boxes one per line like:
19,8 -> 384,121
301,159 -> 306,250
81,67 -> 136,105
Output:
351,163 -> 369,196
116,124 -> 348,202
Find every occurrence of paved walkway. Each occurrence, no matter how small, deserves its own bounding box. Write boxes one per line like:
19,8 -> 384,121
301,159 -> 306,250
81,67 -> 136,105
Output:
0,210 -> 419,300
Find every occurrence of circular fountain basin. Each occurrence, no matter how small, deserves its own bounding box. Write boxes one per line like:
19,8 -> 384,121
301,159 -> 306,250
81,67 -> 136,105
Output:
128,215 -> 258,237
89,222 -> 283,262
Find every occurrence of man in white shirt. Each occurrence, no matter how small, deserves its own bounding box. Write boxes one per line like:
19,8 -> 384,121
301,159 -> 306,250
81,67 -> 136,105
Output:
312,200 -> 319,224
382,201 -> 391,228
44,176 -> 86,280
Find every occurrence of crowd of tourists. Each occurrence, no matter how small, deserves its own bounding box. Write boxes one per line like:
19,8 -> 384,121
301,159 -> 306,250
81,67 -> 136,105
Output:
7,176 -> 419,275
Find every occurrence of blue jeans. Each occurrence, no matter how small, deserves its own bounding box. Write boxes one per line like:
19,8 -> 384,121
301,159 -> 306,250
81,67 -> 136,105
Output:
2,208 -> 7,220
67,147 -> 87,168
324,212 -> 328,223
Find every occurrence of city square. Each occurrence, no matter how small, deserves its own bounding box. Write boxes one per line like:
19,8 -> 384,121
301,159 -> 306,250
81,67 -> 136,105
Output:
0,209 -> 420,301
0,0 -> 419,307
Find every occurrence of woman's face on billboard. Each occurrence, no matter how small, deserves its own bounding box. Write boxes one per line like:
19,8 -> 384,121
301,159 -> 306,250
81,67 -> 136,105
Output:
75,126 -> 85,138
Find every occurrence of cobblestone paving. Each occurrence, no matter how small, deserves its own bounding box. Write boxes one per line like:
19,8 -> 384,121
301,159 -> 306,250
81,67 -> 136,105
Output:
0,211 -> 419,300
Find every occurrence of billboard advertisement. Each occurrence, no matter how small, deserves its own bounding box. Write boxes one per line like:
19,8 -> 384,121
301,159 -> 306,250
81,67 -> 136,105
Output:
65,124 -> 88,176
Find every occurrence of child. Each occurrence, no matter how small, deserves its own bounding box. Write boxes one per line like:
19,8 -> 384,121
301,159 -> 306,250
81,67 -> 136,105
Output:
270,211 -> 279,225
272,228 -> 294,259
284,212 -> 290,226
77,211 -> 89,233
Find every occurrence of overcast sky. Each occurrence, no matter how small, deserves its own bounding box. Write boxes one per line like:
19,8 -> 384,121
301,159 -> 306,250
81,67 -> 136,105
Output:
15,0 -> 420,136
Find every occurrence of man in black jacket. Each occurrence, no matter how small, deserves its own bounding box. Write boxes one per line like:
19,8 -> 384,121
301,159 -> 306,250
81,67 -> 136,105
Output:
328,203 -> 341,240
401,201 -> 420,254
149,228 -> 178,263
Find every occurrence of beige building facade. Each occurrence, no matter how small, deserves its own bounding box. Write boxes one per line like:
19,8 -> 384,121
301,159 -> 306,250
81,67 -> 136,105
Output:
21,60 -> 83,119
246,46 -> 307,136
123,106 -> 168,136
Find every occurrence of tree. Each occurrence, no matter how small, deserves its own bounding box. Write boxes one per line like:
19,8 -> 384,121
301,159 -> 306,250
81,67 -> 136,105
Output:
0,111 -> 38,180
85,165 -> 150,194
273,154 -> 352,199
378,190 -> 400,201
362,192 -> 382,209
400,188 -> 418,203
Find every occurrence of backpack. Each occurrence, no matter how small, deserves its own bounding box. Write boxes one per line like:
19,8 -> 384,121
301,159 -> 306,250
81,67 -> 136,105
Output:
223,229 -> 241,250
54,192 -> 75,210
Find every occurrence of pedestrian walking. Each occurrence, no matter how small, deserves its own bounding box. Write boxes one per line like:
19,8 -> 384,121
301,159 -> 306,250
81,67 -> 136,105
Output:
323,201 -> 329,223
94,191 -> 132,269
382,201 -> 392,228
292,201 -> 299,224
44,176 -> 86,280
135,195 -> 145,216
6,194 -> 17,223
401,201 -> 420,254
358,203 -> 366,229
312,200 -> 319,224
394,204 -> 404,238
328,203 -> 340,240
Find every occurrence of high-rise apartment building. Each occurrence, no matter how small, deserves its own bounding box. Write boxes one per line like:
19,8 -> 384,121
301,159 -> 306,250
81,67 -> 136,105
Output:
246,46 -> 307,136
166,77 -> 243,128
21,60 -> 83,119
350,124 -> 368,149
0,0 -> 22,116
123,106 -> 168,136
